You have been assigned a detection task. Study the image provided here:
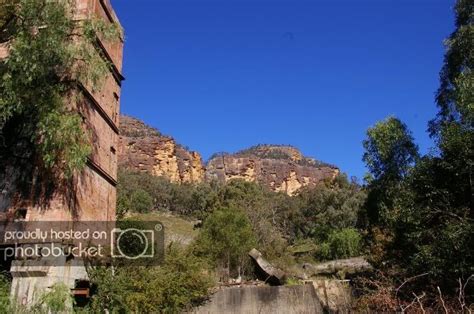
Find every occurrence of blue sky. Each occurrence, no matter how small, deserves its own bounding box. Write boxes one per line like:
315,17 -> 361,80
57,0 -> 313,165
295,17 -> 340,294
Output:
112,0 -> 455,180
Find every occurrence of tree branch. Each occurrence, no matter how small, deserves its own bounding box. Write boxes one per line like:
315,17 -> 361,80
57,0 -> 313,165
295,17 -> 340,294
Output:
437,286 -> 448,314
395,272 -> 429,298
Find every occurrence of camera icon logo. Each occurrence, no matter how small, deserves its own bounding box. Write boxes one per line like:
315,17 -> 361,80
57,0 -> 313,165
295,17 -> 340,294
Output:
111,228 -> 154,259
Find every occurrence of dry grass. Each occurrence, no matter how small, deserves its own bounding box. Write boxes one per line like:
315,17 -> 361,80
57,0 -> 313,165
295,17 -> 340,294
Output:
129,211 -> 199,246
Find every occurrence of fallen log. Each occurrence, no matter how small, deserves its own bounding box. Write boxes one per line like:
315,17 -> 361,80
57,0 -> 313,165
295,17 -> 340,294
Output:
302,257 -> 372,276
249,248 -> 286,285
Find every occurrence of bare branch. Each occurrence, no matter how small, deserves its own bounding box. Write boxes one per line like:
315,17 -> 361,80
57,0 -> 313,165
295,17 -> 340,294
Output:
400,295 -> 417,313
437,286 -> 449,314
458,275 -> 474,314
413,292 -> 426,314
395,272 -> 429,298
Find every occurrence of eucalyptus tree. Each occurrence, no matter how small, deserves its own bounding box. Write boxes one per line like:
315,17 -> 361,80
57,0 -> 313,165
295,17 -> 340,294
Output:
0,0 -> 120,177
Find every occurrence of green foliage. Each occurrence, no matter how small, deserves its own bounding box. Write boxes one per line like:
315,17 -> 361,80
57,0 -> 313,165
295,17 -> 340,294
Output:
361,0 -> 474,301
30,283 -> 74,313
0,273 -> 72,313
117,171 -> 293,261
426,3 -> 474,279
117,169 -> 212,218
117,170 -> 368,267
89,246 -> 214,313
284,277 -> 302,286
363,117 -> 419,183
430,0 -> 473,137
363,121 -> 473,296
0,0 -> 120,177
387,155 -> 474,290
37,111 -> 92,176
318,228 -> 362,261
194,207 -> 256,275
129,188 -> 153,213
362,117 -> 419,225
217,180 -> 293,260
0,273 -> 10,312
189,182 -> 220,220
296,174 -> 367,238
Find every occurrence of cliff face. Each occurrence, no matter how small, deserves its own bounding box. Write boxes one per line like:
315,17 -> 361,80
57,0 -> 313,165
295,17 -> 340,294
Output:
118,116 -> 205,183
118,117 -> 339,195
206,145 -> 339,196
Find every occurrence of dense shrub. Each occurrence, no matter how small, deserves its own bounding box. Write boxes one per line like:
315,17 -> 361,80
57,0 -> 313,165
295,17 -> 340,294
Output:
117,170 -> 368,266
193,207 -> 256,278
358,0 -> 474,304
89,246 -> 214,313
130,189 -> 154,213
318,228 -> 362,260
0,273 -> 10,312
217,180 -> 297,261
31,283 -> 75,313
4,281 -> 75,313
296,174 -> 367,239
117,170 -> 197,217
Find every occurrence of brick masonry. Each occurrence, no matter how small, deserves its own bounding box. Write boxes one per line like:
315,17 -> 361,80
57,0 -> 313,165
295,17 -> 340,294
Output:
1,0 -> 124,222
0,0 -> 125,306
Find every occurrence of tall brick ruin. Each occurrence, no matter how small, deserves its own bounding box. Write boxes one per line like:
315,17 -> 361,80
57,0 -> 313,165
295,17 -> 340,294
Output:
0,0 -> 124,305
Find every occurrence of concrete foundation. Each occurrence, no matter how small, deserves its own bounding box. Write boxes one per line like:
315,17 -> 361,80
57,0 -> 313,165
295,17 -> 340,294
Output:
10,253 -> 88,307
194,284 -> 324,314
193,280 -> 354,314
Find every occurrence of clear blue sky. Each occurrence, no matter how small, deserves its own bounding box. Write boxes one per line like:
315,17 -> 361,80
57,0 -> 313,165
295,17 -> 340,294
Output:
112,0 -> 455,180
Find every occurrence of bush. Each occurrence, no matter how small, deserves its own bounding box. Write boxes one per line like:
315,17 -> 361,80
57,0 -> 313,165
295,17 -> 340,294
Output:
0,276 -> 76,313
89,246 -> 214,313
117,170 -> 173,217
318,228 -> 362,260
130,189 -> 153,213
118,188 -> 153,216
216,180 -> 294,261
30,283 -> 74,313
296,174 -> 367,239
117,169 -> 213,218
0,273 -> 10,312
189,182 -> 220,220
194,207 -> 256,278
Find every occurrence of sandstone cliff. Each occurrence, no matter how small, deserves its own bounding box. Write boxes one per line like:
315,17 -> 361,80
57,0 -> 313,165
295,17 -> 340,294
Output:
118,116 -> 339,195
118,116 -> 205,183
206,145 -> 339,195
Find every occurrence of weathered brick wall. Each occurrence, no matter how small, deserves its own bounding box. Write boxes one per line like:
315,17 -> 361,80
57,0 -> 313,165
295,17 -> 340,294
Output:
74,166 -> 117,221
24,167 -> 116,221
87,71 -> 122,125
78,95 -> 119,181
0,0 -> 124,222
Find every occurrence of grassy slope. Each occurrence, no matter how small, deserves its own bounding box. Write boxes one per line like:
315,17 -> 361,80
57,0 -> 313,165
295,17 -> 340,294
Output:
129,212 -> 199,246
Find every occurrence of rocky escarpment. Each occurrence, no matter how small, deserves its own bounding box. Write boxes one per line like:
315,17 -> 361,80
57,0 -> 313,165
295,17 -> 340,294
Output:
118,116 -> 205,183
118,116 -> 339,195
206,145 -> 339,196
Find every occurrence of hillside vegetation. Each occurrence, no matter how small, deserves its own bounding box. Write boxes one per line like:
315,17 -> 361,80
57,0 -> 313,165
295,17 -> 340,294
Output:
0,0 -> 472,312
